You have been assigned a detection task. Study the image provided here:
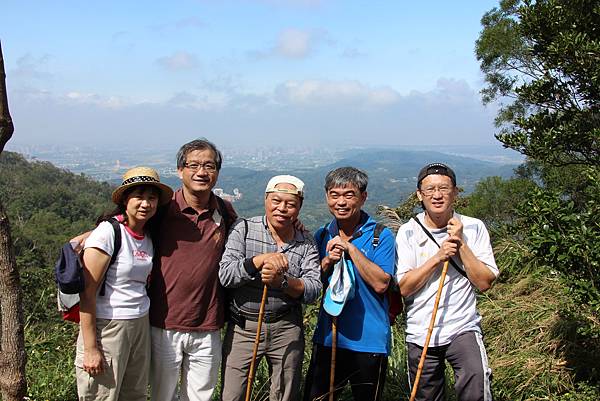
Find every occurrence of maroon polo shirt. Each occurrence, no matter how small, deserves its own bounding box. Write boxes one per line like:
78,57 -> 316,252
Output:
148,188 -> 236,331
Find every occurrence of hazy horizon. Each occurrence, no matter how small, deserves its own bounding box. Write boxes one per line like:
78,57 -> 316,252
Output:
2,1 -> 506,151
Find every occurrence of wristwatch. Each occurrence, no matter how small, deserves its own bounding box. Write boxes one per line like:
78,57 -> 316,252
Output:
280,274 -> 289,290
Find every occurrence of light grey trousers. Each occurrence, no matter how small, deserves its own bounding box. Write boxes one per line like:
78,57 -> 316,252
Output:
221,312 -> 304,401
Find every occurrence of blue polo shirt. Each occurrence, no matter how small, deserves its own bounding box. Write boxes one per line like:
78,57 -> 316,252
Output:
312,212 -> 396,355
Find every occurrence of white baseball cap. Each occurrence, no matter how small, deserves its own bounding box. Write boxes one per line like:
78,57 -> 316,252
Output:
265,175 -> 305,198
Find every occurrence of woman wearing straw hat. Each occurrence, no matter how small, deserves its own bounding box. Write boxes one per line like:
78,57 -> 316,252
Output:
75,166 -> 173,401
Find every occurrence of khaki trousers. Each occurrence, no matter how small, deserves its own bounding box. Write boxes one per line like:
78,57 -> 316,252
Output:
221,312 -> 304,401
75,315 -> 150,401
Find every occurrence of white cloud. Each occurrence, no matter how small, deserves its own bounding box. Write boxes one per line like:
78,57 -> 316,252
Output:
166,91 -> 230,110
242,0 -> 323,8
62,91 -> 129,109
10,54 -> 53,80
340,47 -> 366,59
156,51 -> 200,71
150,17 -> 204,32
275,79 -> 400,107
8,77 -> 498,148
249,28 -> 330,60
276,29 -> 312,59
167,91 -> 198,106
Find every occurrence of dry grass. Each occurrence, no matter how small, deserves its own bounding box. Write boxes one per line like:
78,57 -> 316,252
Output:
480,273 -> 600,400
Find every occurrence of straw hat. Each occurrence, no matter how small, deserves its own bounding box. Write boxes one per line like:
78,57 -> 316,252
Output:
111,167 -> 173,206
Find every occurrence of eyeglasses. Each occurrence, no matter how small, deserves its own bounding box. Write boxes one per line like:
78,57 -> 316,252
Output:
419,186 -> 453,196
184,162 -> 217,173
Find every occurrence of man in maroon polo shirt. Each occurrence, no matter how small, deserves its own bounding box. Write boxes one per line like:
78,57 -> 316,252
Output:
148,138 -> 236,401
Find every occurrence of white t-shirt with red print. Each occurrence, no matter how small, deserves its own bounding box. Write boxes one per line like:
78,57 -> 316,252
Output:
84,219 -> 153,319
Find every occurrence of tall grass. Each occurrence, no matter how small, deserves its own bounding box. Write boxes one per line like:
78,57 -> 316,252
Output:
21,237 -> 600,401
480,238 -> 600,401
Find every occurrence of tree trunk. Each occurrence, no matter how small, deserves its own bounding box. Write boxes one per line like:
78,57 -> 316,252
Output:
0,40 -> 27,401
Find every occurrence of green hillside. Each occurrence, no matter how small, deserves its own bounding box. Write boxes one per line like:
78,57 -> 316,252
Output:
0,151 -> 115,400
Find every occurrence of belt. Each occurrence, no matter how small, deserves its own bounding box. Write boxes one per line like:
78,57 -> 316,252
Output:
229,303 -> 297,324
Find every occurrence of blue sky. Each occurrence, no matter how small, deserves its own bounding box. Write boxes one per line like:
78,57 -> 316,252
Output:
1,0 -> 504,150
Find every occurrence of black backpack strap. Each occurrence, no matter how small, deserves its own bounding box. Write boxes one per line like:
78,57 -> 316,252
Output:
369,223 -> 396,299
372,223 -> 385,248
215,195 -> 232,233
316,224 -> 333,283
100,218 -> 122,296
318,223 -> 329,246
411,216 -> 468,279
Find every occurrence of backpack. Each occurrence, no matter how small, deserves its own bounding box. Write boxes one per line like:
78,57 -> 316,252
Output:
318,222 -> 403,325
370,224 -> 403,325
215,195 -> 234,234
55,218 -> 122,323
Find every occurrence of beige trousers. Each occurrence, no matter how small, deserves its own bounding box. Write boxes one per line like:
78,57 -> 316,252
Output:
221,313 -> 304,401
75,315 -> 150,401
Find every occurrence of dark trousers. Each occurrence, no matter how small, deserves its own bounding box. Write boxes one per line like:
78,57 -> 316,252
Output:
407,331 -> 493,401
303,344 -> 387,401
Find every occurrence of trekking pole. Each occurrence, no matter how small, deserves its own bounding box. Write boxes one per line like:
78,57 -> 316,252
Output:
409,260 -> 449,401
329,316 -> 338,401
245,284 -> 268,401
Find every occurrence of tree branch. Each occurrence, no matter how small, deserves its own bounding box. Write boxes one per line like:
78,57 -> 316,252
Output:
0,41 -> 14,155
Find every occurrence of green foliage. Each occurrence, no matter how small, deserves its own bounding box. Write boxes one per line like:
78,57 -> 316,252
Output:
460,175 -> 535,236
476,3 -> 600,393
0,151 -> 115,400
25,323 -> 79,400
476,0 -> 600,166
511,169 -> 600,306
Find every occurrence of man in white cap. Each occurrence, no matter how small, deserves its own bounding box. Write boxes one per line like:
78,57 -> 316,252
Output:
303,167 -> 396,401
219,175 -> 322,401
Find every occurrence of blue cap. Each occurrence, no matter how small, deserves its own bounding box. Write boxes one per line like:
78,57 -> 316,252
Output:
323,256 -> 355,317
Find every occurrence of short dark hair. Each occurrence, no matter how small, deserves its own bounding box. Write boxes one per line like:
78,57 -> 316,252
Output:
417,163 -> 456,188
324,167 -> 368,193
176,138 -> 223,170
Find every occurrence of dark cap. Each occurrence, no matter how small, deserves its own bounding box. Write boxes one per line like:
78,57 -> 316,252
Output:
417,163 -> 456,188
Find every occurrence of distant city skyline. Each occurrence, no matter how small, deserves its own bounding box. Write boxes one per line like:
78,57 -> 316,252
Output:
6,142 -> 522,185
3,1 -> 505,150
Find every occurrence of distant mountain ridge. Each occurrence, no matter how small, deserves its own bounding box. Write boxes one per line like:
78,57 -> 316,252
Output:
2,148 -> 516,232
162,148 -> 516,230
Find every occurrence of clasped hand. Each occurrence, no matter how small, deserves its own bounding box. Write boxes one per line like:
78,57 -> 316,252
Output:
435,217 -> 464,263
325,236 -> 350,265
260,253 -> 288,287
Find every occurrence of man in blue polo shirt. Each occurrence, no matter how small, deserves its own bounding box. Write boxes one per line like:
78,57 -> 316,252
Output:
303,166 -> 396,401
